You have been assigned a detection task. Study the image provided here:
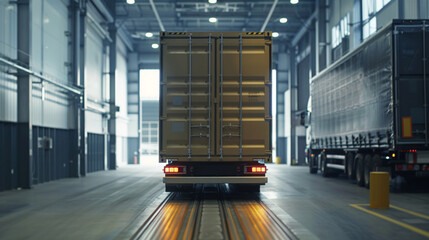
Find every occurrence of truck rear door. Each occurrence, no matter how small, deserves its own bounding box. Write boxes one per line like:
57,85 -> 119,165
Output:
159,32 -> 272,162
395,23 -> 429,145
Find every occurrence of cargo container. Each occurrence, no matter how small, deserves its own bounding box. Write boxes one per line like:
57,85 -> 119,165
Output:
159,32 -> 272,192
305,20 -> 429,189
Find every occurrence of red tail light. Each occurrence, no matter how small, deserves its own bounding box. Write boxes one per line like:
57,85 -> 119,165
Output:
245,166 -> 267,174
164,166 -> 186,174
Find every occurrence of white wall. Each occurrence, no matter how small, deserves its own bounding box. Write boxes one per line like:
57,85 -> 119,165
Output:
0,1 -> 17,122
30,0 -> 71,129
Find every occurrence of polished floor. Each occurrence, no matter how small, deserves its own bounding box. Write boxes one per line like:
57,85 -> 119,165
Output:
0,163 -> 428,240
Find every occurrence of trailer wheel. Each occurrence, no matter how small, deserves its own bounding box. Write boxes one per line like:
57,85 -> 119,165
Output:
309,154 -> 317,174
231,184 -> 260,192
346,152 -> 355,180
364,154 -> 372,188
165,184 -> 177,192
372,154 -> 381,171
321,153 -> 329,177
355,154 -> 365,186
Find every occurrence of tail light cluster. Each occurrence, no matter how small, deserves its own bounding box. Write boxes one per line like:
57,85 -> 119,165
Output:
400,149 -> 418,153
396,164 -> 429,171
245,165 -> 267,174
164,166 -> 186,174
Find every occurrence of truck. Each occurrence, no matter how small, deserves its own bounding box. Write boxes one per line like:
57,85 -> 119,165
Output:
305,20 -> 429,189
159,31 -> 272,192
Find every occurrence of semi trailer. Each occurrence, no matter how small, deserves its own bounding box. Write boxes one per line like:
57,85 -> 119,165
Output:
159,32 -> 272,192
305,20 -> 429,188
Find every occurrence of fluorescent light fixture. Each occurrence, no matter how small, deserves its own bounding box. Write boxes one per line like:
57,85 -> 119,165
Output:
272,32 -> 279,37
208,0 -> 217,3
126,0 -> 135,4
290,0 -> 299,4
145,32 -> 153,38
152,43 -> 159,49
279,18 -> 288,23
209,17 -> 217,23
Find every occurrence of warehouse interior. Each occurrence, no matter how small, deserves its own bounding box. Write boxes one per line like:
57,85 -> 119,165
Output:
1,0 -> 429,239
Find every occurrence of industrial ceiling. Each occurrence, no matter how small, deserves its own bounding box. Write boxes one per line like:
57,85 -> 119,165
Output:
115,0 -> 316,46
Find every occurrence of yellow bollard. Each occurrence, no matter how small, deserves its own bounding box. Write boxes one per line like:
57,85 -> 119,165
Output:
275,157 -> 281,164
370,172 -> 390,209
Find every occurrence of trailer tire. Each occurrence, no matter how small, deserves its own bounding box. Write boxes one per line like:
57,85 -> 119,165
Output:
309,154 -> 317,174
364,154 -> 372,188
321,153 -> 329,177
346,152 -> 355,180
231,184 -> 260,192
372,154 -> 381,171
355,154 -> 365,187
165,184 -> 177,192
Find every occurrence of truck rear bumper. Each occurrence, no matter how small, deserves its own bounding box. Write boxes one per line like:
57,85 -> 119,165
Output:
163,176 -> 267,184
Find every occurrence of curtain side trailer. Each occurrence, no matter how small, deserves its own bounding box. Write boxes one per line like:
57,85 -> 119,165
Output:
306,20 -> 429,188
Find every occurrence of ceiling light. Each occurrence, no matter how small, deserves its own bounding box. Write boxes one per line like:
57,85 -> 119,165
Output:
279,18 -> 288,23
290,0 -> 299,4
152,43 -> 159,49
126,0 -> 135,4
209,17 -> 217,23
272,32 -> 279,37
208,0 -> 217,3
145,32 -> 153,38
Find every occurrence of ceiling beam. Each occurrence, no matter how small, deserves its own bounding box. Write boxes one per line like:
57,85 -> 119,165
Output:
260,0 -> 278,32
149,0 -> 165,31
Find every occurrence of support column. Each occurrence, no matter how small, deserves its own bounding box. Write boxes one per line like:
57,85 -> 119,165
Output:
276,51 -> 289,164
70,0 -> 87,177
289,49 -> 297,166
127,53 -> 140,164
108,23 -> 117,170
78,0 -> 87,177
17,0 -> 32,189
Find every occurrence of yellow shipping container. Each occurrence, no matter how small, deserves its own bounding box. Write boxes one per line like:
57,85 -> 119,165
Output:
159,32 -> 272,163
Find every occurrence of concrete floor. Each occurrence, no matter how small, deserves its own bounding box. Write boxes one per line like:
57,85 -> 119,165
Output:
0,164 -> 428,240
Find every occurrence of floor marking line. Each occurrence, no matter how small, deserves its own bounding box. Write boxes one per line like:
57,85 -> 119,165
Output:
350,204 -> 429,238
390,205 -> 429,221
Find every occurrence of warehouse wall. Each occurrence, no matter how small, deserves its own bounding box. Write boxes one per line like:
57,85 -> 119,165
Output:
86,3 -> 107,135
0,1 -> 18,122
31,0 -> 71,129
0,0 -> 131,191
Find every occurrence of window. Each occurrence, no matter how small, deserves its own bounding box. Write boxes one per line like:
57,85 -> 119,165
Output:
331,13 -> 350,48
141,121 -> 159,155
362,0 -> 391,40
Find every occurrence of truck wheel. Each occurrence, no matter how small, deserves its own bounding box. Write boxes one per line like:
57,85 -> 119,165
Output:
309,155 -> 317,174
355,154 -> 365,187
231,184 -> 260,192
346,152 -> 355,180
321,153 -> 329,177
364,154 -> 372,188
372,154 -> 381,172
165,184 -> 177,192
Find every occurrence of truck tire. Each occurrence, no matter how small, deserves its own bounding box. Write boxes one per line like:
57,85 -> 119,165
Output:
309,154 -> 317,174
364,154 -> 372,188
165,184 -> 177,192
372,154 -> 381,172
231,184 -> 260,192
346,152 -> 355,180
355,154 -> 365,187
320,153 -> 329,177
